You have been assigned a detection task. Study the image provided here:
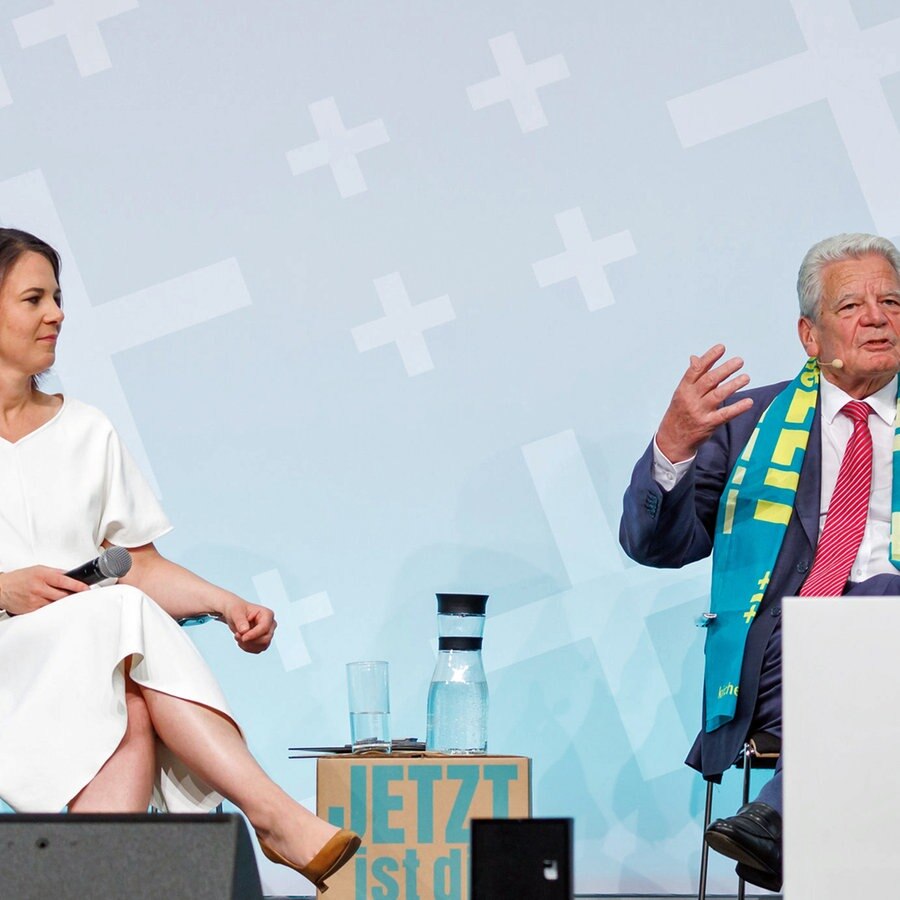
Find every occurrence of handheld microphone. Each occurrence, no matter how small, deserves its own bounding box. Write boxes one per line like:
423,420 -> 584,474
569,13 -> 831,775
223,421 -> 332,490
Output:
64,547 -> 132,585
820,358 -> 844,370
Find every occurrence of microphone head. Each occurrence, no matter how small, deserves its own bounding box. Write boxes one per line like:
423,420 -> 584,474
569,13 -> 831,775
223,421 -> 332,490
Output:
831,358 -> 844,370
98,546 -> 132,579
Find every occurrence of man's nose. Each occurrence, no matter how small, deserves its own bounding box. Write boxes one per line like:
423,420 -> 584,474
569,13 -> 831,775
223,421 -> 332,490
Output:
860,297 -> 887,325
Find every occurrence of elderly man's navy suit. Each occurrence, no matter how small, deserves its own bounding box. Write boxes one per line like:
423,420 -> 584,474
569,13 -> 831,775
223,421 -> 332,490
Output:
620,379 -> 900,778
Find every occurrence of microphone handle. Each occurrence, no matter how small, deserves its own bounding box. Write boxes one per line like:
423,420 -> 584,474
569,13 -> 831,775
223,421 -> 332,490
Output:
64,559 -> 106,586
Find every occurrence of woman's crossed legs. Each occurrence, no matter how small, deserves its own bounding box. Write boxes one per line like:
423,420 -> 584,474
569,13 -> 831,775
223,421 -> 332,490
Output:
68,660 -> 338,871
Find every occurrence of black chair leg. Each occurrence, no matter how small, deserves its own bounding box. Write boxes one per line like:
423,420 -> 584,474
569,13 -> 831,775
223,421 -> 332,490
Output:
698,778 -> 714,900
737,743 -> 752,900
700,741 -> 768,900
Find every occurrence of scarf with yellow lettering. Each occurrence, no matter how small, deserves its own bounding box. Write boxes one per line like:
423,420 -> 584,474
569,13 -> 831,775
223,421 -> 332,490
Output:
706,359 -> 900,731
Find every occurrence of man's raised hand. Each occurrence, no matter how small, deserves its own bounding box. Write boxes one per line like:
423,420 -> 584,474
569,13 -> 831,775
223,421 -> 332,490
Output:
655,344 -> 754,463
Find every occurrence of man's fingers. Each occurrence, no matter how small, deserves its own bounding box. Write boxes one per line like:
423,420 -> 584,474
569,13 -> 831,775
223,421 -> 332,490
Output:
677,355 -> 749,416
661,346 -> 750,460
713,372 -> 751,404
685,344 -> 727,381
684,347 -> 748,400
714,397 -> 754,426
699,356 -> 746,394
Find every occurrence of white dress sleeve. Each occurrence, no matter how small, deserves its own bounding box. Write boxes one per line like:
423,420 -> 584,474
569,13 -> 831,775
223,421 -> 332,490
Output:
96,414 -> 173,548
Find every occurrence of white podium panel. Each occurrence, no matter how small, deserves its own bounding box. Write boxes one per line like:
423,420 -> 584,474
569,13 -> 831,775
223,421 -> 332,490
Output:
783,596 -> 900,898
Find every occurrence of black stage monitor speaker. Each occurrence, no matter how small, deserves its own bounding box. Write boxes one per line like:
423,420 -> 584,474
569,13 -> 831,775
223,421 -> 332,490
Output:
471,817 -> 573,899
0,812 -> 264,899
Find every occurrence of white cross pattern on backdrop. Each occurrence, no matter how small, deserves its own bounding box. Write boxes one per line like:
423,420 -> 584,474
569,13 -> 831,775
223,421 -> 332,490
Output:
0,169 -> 253,495
286,97 -> 390,198
13,0 -> 139,77
533,208 -> 637,311
467,32 -> 570,133
251,569 -> 334,672
668,0 -> 900,237
352,272 -> 455,376
484,429 -> 706,780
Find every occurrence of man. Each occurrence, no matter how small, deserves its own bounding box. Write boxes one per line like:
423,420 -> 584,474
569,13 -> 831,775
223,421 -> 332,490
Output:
620,233 -> 900,891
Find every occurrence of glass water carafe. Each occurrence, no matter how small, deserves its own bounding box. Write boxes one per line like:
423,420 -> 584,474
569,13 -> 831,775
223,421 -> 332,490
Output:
426,593 -> 489,754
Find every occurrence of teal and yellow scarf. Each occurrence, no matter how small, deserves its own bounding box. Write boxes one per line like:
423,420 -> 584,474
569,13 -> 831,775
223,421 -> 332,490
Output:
705,359 -> 900,732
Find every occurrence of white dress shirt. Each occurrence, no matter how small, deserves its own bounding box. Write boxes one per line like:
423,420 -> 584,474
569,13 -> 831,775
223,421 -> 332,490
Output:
652,375 -> 899,581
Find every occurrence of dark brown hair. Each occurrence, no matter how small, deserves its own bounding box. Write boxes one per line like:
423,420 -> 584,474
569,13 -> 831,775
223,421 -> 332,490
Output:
0,228 -> 61,287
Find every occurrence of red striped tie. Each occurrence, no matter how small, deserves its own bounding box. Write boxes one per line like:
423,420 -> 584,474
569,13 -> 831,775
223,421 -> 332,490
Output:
800,400 -> 874,597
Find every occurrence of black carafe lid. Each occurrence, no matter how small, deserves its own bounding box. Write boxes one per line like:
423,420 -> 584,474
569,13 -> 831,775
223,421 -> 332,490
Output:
435,593 -> 488,615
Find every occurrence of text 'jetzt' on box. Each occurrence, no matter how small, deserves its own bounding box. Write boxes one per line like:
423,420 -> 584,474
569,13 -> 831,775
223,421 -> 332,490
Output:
316,754 -> 532,899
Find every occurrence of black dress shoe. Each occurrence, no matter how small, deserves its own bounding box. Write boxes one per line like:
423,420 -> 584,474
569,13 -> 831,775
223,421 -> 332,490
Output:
735,861 -> 782,892
705,801 -> 782,889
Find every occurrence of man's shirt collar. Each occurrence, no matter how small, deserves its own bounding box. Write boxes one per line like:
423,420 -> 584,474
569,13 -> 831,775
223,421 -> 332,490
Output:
820,372 -> 898,427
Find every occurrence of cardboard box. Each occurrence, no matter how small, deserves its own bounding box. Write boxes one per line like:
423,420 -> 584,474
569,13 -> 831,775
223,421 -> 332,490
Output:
316,754 -> 531,899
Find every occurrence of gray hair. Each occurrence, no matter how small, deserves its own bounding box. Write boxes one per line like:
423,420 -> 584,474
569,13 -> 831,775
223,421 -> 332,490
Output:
797,232 -> 900,319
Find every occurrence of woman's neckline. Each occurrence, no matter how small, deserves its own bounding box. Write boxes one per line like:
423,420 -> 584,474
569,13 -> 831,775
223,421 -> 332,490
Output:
0,394 -> 65,446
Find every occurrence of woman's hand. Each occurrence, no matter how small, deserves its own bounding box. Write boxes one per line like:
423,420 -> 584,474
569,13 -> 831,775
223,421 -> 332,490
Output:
116,543 -> 278,653
219,594 -> 277,654
0,566 -> 88,615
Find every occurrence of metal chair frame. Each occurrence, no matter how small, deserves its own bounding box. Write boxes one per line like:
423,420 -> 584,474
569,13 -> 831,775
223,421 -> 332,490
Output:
697,733 -> 780,900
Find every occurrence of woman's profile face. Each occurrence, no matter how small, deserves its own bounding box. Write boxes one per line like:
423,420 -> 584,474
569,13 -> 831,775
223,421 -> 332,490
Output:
0,251 -> 63,380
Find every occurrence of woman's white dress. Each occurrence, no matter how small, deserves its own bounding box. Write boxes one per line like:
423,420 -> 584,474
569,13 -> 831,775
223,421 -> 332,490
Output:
0,397 -> 236,812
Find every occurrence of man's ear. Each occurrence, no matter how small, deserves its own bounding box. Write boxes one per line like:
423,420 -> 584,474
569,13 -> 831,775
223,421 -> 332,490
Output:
798,316 -> 819,358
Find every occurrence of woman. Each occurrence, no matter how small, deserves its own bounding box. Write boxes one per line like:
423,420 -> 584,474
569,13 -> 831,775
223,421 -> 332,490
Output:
0,228 -> 359,891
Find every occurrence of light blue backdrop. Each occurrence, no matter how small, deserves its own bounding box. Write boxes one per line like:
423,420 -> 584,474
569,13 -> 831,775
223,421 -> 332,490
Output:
2,0 -> 899,893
